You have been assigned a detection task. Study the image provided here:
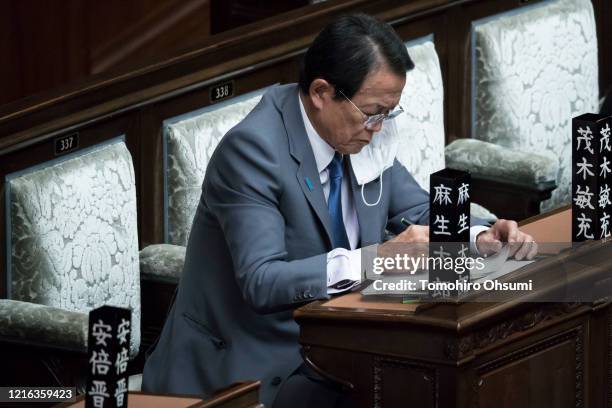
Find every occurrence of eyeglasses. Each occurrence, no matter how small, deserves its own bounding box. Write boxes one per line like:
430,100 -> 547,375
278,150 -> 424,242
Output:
338,89 -> 404,130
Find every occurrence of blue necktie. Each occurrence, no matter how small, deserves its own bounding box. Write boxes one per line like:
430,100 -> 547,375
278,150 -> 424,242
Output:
327,153 -> 350,250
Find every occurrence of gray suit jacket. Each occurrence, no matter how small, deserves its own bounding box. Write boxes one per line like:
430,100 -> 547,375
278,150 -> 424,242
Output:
142,84 -> 431,406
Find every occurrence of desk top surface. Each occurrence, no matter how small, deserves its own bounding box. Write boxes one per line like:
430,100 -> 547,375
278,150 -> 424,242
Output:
321,207 -> 572,312
57,393 -> 203,408
519,207 -> 571,243
55,381 -> 261,408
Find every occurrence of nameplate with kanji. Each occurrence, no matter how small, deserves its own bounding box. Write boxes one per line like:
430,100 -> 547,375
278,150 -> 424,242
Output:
429,168 -> 471,242
85,306 -> 132,408
428,168 -> 471,296
572,113 -> 612,241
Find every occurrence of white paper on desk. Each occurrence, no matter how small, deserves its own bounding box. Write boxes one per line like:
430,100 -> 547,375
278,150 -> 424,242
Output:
475,259 -> 535,281
471,246 -> 534,281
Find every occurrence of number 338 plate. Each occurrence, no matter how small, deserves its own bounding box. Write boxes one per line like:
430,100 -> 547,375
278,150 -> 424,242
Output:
210,81 -> 234,103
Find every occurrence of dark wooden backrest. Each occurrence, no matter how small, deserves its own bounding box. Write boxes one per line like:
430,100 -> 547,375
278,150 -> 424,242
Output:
0,0 -> 610,297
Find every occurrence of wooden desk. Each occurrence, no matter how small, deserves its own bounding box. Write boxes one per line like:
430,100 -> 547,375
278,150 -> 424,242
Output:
295,207 -> 612,407
54,381 -> 262,408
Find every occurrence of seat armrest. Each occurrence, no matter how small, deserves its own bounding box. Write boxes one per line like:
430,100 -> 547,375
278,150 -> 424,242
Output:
139,244 -> 186,284
445,138 -> 558,188
445,139 -> 558,220
138,244 -> 184,369
0,299 -> 88,352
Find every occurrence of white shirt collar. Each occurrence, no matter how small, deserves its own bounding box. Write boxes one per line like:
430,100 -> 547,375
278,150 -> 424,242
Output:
298,93 -> 336,174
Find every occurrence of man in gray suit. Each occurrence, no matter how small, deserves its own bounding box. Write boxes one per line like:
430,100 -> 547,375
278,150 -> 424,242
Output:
143,14 -> 536,407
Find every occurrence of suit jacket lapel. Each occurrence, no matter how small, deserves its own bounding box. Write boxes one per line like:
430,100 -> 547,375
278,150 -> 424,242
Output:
348,158 -> 382,247
280,87 -> 334,248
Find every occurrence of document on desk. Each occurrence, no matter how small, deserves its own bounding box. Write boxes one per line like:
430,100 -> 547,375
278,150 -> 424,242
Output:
471,246 -> 535,281
473,259 -> 535,281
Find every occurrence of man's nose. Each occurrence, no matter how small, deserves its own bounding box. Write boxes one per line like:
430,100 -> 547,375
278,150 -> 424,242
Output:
369,121 -> 383,133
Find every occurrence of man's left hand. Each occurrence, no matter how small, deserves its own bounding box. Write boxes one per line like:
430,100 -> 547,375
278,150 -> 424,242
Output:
476,219 -> 538,260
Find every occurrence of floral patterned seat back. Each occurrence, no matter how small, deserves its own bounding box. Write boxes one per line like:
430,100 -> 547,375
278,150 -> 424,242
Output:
164,88 -> 267,246
472,0 -> 599,212
395,37 -> 446,192
6,139 -> 140,356
395,37 -> 497,222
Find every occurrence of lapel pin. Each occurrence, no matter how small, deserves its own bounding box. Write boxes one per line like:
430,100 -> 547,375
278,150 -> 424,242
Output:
305,177 -> 314,191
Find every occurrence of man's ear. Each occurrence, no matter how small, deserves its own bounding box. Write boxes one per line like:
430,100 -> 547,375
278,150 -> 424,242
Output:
308,79 -> 334,110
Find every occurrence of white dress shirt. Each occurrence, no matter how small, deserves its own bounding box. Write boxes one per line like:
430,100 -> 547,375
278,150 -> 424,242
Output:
297,94 -> 488,294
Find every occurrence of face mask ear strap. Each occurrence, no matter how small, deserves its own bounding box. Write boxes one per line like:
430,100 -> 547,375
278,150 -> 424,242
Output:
361,170 -> 383,207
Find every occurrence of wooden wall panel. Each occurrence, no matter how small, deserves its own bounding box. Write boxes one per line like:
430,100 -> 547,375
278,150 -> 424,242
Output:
0,1 -> 23,105
88,0 -> 163,48
0,0 -> 211,107
210,0 -> 309,34
89,0 -> 211,74
0,0 -> 90,107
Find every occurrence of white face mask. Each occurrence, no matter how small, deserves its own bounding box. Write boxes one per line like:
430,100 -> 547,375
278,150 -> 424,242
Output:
349,120 -> 400,206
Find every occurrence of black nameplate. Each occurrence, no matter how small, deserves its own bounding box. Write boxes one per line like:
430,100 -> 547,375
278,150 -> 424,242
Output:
429,168 -> 471,296
55,133 -> 79,156
429,168 -> 471,243
209,81 -> 234,103
86,305 -> 132,408
572,113 -> 612,241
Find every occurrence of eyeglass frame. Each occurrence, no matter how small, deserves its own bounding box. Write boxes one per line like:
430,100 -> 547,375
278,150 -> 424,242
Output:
337,89 -> 404,129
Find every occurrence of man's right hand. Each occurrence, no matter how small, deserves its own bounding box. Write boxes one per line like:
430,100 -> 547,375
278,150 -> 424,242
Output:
389,225 -> 429,243
377,225 -> 429,274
